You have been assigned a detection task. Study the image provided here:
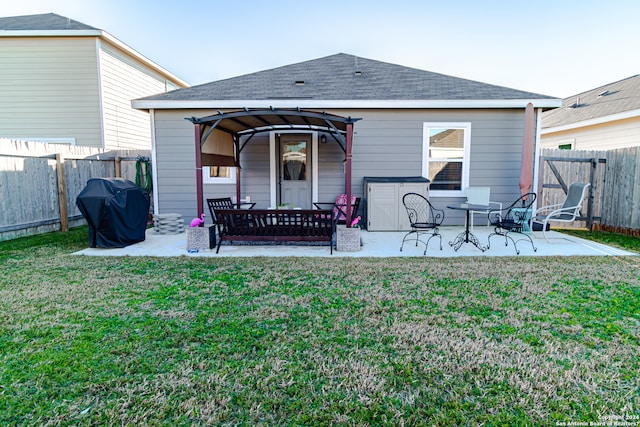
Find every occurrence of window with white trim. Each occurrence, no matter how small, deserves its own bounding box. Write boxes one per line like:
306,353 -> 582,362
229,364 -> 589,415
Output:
203,166 -> 236,184
422,122 -> 471,196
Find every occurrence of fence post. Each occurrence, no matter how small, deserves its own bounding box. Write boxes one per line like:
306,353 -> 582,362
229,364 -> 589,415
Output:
115,156 -> 122,178
56,153 -> 69,232
587,158 -> 597,230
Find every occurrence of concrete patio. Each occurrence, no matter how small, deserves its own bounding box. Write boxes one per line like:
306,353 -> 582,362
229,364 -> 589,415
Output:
74,226 -> 635,258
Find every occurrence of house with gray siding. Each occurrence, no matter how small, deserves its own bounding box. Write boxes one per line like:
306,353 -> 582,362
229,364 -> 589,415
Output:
0,13 -> 188,149
133,53 -> 560,226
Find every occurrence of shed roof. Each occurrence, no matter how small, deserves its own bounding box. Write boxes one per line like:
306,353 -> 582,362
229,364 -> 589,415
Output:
542,75 -> 640,129
138,53 -> 557,106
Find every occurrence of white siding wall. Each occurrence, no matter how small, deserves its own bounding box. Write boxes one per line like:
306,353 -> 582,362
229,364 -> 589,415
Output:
0,37 -> 102,146
541,117 -> 640,151
153,108 -> 528,225
98,41 -> 171,150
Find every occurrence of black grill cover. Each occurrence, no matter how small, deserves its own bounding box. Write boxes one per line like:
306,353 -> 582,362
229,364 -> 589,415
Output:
76,178 -> 150,248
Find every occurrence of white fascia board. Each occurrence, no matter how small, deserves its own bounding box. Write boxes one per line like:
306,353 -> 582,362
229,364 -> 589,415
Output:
0,29 -> 189,88
132,98 -> 562,111
99,32 -> 190,88
541,108 -> 640,134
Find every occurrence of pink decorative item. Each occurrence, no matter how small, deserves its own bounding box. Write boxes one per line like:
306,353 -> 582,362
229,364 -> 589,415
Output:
334,193 -> 357,222
350,215 -> 361,228
189,213 -> 205,227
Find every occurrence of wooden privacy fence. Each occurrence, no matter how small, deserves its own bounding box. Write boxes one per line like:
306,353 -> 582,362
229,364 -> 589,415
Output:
0,139 -> 151,241
538,147 -> 640,233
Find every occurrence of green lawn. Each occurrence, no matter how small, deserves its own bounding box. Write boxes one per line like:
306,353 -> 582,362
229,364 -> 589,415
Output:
559,228 -> 640,253
1,227 -> 638,426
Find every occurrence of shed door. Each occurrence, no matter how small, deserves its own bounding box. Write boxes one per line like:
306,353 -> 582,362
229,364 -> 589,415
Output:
367,183 -> 397,231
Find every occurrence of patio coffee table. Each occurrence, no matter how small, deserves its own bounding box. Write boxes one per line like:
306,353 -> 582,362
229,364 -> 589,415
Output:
447,203 -> 491,252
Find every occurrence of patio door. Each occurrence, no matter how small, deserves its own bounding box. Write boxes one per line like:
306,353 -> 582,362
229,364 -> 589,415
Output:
279,134 -> 312,208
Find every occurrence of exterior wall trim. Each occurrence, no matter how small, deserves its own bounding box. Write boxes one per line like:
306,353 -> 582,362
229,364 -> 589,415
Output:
150,109 -> 159,215
95,38 -> 106,149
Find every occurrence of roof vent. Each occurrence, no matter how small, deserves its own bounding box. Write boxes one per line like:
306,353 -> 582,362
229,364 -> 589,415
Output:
567,96 -> 582,109
295,80 -> 305,86
354,56 -> 362,76
598,90 -> 610,97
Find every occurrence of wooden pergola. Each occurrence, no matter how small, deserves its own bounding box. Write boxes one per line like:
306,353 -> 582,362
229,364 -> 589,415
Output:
187,108 -> 361,225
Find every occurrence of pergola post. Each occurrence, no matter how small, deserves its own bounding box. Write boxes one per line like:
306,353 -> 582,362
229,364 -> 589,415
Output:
194,124 -> 204,218
235,139 -> 241,207
345,123 -> 353,227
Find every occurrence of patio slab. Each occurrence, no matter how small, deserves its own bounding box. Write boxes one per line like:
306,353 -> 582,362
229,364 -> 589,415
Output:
73,226 -> 635,258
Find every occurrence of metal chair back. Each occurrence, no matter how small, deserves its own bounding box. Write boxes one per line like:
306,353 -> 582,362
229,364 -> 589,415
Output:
402,193 -> 444,228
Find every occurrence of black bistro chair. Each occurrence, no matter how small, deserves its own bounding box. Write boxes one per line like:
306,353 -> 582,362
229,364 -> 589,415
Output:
487,192 -> 537,255
400,193 -> 445,255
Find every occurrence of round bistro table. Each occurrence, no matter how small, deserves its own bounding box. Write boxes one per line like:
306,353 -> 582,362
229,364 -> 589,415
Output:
446,203 -> 492,252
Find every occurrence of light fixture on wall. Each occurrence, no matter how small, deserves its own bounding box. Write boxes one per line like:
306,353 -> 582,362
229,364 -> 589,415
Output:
320,134 -> 327,144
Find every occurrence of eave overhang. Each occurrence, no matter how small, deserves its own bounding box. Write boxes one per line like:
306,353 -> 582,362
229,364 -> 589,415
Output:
133,98 -> 562,111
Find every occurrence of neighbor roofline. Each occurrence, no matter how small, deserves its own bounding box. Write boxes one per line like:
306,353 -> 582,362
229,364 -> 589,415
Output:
132,98 -> 562,111
541,108 -> 640,134
0,29 -> 102,37
0,29 -> 189,88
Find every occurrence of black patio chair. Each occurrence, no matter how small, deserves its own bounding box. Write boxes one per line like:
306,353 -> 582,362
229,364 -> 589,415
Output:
487,192 -> 537,254
206,197 -> 255,227
400,192 -> 445,255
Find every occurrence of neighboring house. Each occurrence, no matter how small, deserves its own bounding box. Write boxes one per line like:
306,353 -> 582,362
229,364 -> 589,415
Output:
541,75 -> 640,150
0,13 -> 188,149
132,53 -> 560,225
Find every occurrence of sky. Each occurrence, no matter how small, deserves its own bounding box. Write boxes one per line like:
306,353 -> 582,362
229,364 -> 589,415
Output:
2,0 -> 639,98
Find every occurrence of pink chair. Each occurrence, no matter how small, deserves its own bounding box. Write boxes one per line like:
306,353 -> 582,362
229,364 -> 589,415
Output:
314,194 -> 361,224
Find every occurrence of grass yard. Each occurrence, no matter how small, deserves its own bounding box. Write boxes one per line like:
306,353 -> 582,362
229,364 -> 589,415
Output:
0,227 -> 639,426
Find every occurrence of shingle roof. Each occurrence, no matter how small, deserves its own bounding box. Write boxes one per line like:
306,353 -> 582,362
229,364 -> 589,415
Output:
542,75 -> 640,129
141,53 -> 553,102
0,13 -> 98,31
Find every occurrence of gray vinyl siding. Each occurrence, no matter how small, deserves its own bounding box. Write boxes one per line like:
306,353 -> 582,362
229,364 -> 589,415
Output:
317,138 -> 346,203
153,108 -> 528,225
332,109 -> 527,224
221,135 -> 270,208
0,37 -> 102,146
153,110 -> 198,219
